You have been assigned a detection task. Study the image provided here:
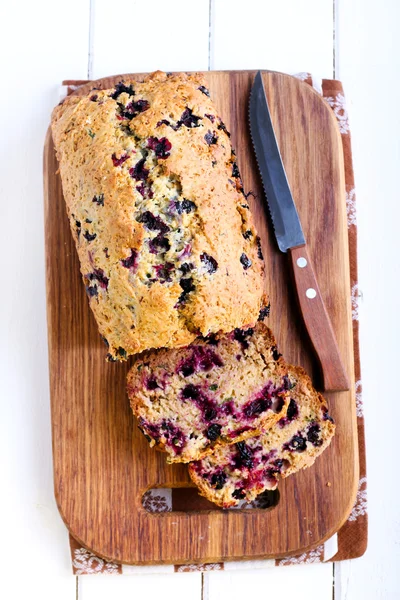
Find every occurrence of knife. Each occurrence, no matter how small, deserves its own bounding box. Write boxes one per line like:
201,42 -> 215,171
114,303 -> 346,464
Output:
249,71 -> 349,392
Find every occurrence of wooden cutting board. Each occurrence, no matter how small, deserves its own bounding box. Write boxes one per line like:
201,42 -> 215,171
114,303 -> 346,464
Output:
43,70 -> 358,565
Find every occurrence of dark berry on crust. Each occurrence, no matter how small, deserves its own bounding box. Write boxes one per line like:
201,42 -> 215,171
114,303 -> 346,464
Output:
179,361 -> 195,378
177,347 -> 223,378
200,252 -> 218,274
138,428 -> 153,443
117,346 -> 127,359
179,277 -> 195,302
233,327 -> 254,351
175,199 -> 196,214
240,253 -> 252,269
154,262 -> 174,282
75,220 -> 81,237
204,130 -> 218,145
132,98 -> 149,112
111,82 -> 135,99
100,335 -> 109,348
243,396 -> 272,419
210,471 -> 227,490
204,332 -> 219,346
111,152 -> 129,167
92,268 -> 109,288
180,383 -> 220,423
204,406 -> 218,422
284,434 -> 307,452
86,284 -> 98,298
232,162 -> 240,178
198,85 -> 210,97
283,376 -> 295,390
145,376 -> 159,391
120,99 -> 150,119
217,119 -> 231,137
205,113 -> 215,122
156,119 -> 171,128
232,488 -> 246,500
271,345 -> 282,361
85,268 -> 109,291
121,249 -> 138,270
179,262 -> 194,275
242,229 -> 252,240
274,397 -> 285,414
177,107 -> 202,128
258,304 -> 270,321
181,383 -> 202,399
256,237 -> 264,260
84,230 -> 97,242
92,194 -> 104,206
129,158 -> 149,181
286,399 -> 299,421
147,136 -> 172,159
157,420 -> 186,455
322,406 -> 335,423
307,423 -> 323,447
136,182 -> 153,199
278,398 -> 299,428
149,235 -> 170,254
206,424 -> 222,441
137,211 -> 169,234
235,441 -> 254,469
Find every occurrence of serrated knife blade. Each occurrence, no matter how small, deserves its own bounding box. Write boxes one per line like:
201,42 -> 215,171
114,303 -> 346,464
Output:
249,71 -> 349,392
249,70 -> 305,252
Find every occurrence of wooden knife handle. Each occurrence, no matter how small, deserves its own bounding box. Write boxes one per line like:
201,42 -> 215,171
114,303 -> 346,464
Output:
289,245 -> 349,392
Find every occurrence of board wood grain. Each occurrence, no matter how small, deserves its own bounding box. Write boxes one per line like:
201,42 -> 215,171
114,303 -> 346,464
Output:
43,70 -> 358,565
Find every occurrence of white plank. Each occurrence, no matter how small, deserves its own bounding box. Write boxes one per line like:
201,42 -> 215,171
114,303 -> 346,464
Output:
210,1 -> 335,597
212,0 -> 334,78
335,0 -> 400,599
0,0 -> 89,598
91,0 -> 210,78
206,563 -> 333,600
79,572 -> 202,600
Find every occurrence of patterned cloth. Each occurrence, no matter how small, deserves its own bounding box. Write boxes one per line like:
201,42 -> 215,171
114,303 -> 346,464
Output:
62,74 -> 367,574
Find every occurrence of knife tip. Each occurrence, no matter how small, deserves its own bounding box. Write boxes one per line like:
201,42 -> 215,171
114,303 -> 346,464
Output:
253,71 -> 264,91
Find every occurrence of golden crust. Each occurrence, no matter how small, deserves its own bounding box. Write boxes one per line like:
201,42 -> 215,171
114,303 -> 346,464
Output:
51,71 -> 266,359
188,364 -> 336,508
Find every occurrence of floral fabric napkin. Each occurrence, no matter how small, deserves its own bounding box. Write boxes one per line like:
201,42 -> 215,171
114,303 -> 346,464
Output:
61,73 -> 367,574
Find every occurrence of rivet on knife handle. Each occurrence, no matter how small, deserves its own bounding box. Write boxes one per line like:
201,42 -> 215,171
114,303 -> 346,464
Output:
289,245 -> 349,392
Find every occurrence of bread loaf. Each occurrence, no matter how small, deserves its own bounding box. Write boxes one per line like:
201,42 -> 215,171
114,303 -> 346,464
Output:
51,71 -> 266,360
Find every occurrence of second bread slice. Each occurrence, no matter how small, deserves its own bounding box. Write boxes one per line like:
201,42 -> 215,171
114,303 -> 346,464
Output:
188,364 -> 335,507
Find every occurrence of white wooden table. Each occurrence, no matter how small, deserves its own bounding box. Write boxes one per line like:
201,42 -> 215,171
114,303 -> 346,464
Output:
1,0 -> 399,598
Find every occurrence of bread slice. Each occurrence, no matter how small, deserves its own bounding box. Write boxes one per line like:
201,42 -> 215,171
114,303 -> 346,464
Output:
188,365 -> 335,507
127,323 -> 290,463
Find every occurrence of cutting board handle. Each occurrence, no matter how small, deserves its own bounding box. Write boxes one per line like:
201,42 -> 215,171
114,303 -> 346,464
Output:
289,245 -> 350,392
